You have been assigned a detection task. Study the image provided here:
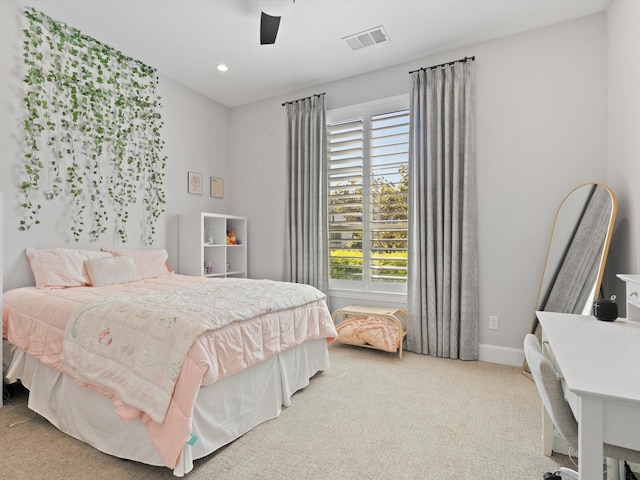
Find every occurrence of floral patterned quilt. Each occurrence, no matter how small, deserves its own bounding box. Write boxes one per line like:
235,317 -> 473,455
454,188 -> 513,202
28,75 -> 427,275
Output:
62,278 -> 325,423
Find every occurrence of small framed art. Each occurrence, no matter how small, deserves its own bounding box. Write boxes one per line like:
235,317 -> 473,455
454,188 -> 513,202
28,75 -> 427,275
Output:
188,172 -> 203,195
210,177 -> 224,198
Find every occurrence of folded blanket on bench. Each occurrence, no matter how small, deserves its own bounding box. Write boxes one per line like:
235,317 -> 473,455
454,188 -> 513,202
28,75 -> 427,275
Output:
335,315 -> 404,353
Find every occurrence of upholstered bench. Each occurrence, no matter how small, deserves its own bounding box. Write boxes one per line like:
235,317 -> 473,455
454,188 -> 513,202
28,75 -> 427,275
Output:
331,305 -> 407,359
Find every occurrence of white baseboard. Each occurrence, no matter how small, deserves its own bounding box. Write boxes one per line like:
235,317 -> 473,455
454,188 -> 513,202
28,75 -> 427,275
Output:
479,343 -> 524,366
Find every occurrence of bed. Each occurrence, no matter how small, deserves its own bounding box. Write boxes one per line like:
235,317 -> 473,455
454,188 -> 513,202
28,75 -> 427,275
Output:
2,247 -> 337,476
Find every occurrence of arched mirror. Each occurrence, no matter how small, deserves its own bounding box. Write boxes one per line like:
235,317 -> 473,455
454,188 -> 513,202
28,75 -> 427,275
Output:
524,183 -> 617,374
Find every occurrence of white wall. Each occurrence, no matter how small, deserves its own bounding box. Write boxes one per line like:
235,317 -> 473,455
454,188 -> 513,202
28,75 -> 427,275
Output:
605,0 -> 640,313
0,1 -> 231,291
0,1 -> 617,364
229,13 -> 608,363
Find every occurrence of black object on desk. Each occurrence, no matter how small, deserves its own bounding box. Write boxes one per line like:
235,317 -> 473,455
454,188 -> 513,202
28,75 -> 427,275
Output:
593,296 -> 618,322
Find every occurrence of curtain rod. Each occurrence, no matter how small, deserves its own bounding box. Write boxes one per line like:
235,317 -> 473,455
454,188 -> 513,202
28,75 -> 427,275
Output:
282,92 -> 326,107
409,56 -> 475,74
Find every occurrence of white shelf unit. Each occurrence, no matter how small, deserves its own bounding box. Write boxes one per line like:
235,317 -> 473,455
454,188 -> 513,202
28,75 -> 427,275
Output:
178,212 -> 247,278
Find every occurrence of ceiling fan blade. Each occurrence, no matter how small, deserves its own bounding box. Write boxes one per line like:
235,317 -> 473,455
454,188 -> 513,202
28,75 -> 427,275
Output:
260,12 -> 281,45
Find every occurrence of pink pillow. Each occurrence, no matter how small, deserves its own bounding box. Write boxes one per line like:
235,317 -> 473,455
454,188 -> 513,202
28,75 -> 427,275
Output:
85,256 -> 141,287
100,248 -> 172,279
25,248 -> 112,289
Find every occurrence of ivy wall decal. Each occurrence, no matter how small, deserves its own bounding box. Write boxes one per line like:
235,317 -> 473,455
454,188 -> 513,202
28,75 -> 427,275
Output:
21,8 -> 167,244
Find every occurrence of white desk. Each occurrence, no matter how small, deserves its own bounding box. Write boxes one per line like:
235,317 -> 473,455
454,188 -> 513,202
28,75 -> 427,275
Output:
537,311 -> 640,480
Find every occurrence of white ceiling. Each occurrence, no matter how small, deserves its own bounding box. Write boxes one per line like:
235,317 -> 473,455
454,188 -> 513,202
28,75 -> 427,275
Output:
21,0 -> 610,108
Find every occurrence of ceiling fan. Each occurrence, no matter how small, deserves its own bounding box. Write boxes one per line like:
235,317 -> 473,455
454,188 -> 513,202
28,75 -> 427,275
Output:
258,0 -> 295,45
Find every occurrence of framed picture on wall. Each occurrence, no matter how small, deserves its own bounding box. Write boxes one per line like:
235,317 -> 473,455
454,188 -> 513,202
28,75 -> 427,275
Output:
210,177 -> 224,198
188,172 -> 203,195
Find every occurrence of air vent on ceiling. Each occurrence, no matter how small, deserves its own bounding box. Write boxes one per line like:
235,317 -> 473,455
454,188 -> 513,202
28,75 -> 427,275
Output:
343,26 -> 389,51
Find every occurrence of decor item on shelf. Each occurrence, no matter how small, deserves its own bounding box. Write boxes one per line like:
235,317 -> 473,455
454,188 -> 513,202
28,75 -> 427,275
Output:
228,229 -> 237,245
205,227 -> 215,245
210,177 -> 224,198
188,172 -> 203,195
593,295 -> 618,322
20,8 -> 166,244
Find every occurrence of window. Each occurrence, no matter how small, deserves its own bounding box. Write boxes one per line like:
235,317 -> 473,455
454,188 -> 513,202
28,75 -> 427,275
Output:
327,97 -> 409,294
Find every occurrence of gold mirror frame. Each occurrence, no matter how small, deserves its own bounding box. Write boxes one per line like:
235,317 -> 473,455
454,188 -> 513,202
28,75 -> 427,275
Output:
523,183 -> 617,376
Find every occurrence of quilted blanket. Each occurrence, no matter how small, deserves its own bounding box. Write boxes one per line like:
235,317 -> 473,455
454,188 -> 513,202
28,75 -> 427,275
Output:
336,315 -> 404,353
62,278 -> 325,423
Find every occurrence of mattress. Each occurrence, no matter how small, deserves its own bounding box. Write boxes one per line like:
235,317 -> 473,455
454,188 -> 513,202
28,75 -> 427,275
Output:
2,274 -> 337,471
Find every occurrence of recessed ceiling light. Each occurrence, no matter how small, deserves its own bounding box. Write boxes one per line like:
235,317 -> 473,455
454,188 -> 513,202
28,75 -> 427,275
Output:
216,64 -> 229,72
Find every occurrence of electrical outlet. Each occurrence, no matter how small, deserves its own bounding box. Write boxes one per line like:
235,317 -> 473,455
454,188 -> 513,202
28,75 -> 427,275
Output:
489,315 -> 499,330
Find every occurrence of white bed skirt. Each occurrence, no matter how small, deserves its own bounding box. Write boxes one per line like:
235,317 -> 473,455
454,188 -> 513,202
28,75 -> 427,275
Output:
4,338 -> 330,476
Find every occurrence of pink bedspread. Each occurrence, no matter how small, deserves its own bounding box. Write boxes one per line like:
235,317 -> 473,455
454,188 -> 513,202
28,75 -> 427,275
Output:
2,274 -> 337,468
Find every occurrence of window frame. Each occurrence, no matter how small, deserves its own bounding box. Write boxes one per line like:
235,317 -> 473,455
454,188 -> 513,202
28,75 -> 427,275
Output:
326,95 -> 409,296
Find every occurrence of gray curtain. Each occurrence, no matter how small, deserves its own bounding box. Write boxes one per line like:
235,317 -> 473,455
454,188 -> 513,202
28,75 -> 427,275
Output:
407,60 -> 479,360
283,95 -> 329,294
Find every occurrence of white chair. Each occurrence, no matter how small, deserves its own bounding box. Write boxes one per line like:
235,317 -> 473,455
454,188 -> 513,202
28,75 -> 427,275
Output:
524,333 -> 640,480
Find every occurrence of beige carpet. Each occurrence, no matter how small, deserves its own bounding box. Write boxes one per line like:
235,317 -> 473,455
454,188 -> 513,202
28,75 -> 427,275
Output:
0,343 -> 574,480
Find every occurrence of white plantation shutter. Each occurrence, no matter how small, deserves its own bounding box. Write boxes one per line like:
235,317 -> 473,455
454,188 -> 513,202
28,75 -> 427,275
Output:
328,118 -> 364,281
327,98 -> 409,293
